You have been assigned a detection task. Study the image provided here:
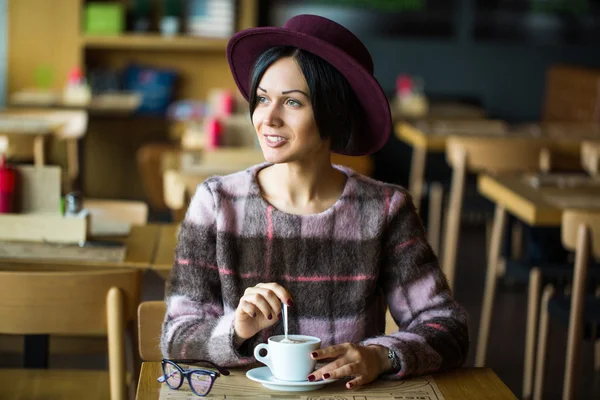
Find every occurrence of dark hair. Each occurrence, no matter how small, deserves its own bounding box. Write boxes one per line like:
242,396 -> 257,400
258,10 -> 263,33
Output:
248,46 -> 366,154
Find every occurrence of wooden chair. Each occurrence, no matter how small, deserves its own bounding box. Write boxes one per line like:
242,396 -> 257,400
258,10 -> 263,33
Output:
137,301 -> 167,362
83,199 -> 149,236
331,153 -> 374,177
441,137 -> 554,399
136,143 -> 180,213
0,266 -> 142,400
581,141 -> 600,177
442,136 -> 549,290
533,210 -> 600,400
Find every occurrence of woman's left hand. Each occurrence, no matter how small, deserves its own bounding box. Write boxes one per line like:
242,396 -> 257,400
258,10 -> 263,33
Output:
308,343 -> 389,389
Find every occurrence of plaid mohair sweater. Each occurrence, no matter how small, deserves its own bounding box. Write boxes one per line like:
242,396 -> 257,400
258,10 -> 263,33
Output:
161,163 -> 469,378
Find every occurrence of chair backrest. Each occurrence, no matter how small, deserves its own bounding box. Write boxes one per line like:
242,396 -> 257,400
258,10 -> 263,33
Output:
542,64 -> 600,122
446,136 -> 549,173
581,141 -> 600,177
0,265 -> 141,335
138,301 -> 167,361
137,143 -> 180,211
84,199 -> 149,226
561,210 -> 600,260
0,265 -> 141,400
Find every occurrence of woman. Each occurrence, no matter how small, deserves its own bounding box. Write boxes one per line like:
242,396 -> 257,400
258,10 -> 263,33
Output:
162,14 -> 468,389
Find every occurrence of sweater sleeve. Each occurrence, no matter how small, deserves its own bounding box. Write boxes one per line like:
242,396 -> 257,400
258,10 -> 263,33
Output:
360,188 -> 469,379
160,181 -> 255,367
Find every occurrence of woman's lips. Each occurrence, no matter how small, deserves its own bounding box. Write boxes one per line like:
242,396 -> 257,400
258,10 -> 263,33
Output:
264,135 -> 288,148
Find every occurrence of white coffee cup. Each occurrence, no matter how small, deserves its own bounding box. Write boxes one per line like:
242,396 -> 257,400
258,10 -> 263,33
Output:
253,335 -> 321,381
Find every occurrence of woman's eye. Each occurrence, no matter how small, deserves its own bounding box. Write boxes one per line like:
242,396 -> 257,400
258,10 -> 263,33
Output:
257,96 -> 268,104
286,98 -> 301,107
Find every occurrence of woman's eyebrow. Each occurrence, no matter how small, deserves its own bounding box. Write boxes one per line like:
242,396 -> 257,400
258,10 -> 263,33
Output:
257,86 -> 308,97
282,89 -> 308,97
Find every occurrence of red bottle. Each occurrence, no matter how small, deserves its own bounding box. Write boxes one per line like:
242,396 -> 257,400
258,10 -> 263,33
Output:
0,154 -> 16,214
205,117 -> 222,150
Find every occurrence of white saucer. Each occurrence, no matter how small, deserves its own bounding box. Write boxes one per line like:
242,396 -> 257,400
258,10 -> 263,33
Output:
246,366 -> 337,392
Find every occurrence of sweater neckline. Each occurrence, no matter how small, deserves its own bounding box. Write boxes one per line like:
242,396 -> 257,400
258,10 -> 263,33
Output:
249,162 -> 353,217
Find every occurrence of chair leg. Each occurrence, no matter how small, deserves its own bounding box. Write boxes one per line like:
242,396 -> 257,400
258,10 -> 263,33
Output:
596,286 -> 600,373
107,287 -> 128,400
408,145 -> 427,212
563,225 -> 591,400
441,156 -> 466,292
595,339 -> 600,373
523,267 -> 542,400
475,205 -> 507,367
427,181 -> 443,256
534,284 -> 555,400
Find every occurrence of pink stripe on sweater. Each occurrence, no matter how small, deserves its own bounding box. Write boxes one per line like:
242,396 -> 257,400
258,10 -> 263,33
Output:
265,205 -> 273,278
425,323 -> 448,332
384,187 -> 391,222
394,238 -> 418,251
178,261 -> 375,282
241,271 -> 262,279
281,274 -> 376,282
176,259 -> 234,275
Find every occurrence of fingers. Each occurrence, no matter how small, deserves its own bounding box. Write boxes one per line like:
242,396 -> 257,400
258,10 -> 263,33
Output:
240,290 -> 277,320
310,358 -> 358,381
308,343 -> 377,389
242,287 -> 281,319
346,375 -> 366,389
255,282 -> 294,306
236,298 -> 258,319
311,344 -> 352,360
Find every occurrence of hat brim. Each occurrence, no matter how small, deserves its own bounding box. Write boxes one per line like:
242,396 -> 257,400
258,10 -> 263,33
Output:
227,27 -> 391,156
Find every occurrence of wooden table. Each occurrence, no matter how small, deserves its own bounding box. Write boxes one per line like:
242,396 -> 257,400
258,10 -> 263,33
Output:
0,117 -> 57,166
0,109 -> 88,191
137,362 -> 517,400
474,173 -> 600,372
0,224 -> 161,269
396,120 -> 600,210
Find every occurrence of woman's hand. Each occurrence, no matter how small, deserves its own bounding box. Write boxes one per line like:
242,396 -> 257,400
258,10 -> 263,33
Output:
234,282 -> 293,342
308,343 -> 391,389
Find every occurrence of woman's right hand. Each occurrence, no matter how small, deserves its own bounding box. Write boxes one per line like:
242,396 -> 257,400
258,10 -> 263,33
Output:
234,282 -> 293,343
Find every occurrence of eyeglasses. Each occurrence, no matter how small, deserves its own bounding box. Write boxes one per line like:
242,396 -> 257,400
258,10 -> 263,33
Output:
159,359 -> 230,397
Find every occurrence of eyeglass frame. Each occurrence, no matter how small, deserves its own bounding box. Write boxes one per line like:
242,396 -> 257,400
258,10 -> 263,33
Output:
158,359 -> 230,397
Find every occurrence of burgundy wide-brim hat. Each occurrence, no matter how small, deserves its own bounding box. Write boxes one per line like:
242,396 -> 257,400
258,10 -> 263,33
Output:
226,14 -> 391,156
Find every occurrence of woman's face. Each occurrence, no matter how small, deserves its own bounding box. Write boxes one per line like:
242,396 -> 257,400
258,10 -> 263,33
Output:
252,57 -> 328,164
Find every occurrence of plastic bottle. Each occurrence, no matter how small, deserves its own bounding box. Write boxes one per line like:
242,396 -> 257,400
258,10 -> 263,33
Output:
0,154 -> 16,214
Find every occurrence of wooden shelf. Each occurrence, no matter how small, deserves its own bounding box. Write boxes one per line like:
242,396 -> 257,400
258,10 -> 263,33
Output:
81,34 -> 229,51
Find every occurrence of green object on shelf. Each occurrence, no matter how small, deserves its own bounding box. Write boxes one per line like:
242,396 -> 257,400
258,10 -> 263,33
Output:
34,65 -> 54,89
84,3 -> 124,35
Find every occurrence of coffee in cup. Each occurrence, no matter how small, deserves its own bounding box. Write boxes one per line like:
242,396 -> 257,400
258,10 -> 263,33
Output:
253,335 -> 321,381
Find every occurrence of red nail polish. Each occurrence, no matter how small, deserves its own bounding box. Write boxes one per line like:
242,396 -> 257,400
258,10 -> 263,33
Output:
323,373 -> 330,379
253,312 -> 257,318
268,314 -> 273,320
287,299 -> 294,307
307,375 -> 315,382
347,382 -> 353,388
311,352 -> 318,358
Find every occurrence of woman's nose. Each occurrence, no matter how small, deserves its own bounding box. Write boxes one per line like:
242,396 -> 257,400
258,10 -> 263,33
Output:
262,104 -> 282,127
